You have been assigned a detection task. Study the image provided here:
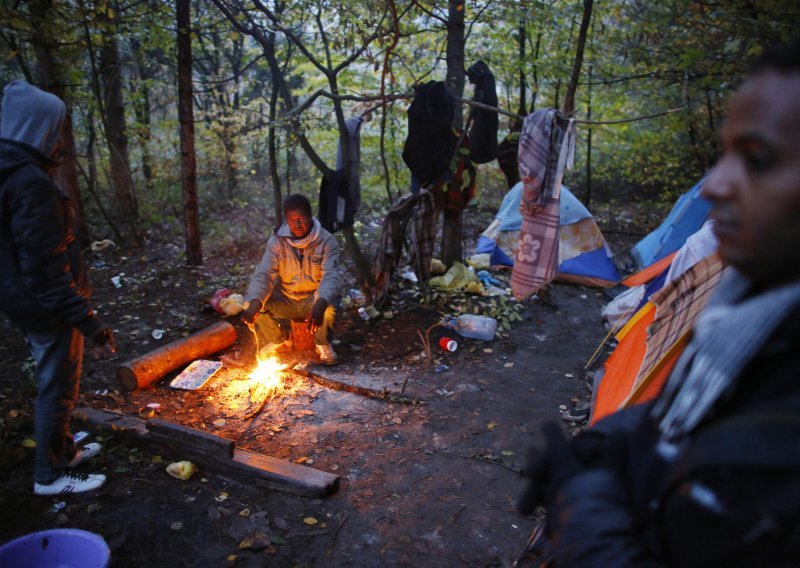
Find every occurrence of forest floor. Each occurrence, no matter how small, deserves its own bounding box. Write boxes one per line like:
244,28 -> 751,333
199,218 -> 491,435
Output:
0,197 -> 646,567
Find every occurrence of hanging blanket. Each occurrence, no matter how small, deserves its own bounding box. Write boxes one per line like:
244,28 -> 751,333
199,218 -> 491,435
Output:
372,189 -> 436,306
511,109 -> 575,300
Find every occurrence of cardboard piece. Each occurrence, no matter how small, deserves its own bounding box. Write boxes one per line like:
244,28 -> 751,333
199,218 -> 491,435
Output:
169,360 -> 223,390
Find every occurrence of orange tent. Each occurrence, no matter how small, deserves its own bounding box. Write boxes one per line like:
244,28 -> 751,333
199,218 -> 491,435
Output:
591,254 -> 724,424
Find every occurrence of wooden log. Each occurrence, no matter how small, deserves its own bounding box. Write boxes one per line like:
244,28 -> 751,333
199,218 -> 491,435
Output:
74,407 -> 339,497
147,418 -> 234,458
116,321 -> 237,391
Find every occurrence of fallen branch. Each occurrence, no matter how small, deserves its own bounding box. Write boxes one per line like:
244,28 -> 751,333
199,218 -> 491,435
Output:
328,513 -> 348,551
291,368 -> 425,405
435,449 -> 523,474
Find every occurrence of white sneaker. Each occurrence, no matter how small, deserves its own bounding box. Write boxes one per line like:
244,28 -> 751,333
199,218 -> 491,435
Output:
315,343 -> 338,365
34,471 -> 106,496
67,442 -> 102,468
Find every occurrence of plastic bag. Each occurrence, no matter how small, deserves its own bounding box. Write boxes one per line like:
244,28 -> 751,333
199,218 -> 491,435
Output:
429,262 -> 481,291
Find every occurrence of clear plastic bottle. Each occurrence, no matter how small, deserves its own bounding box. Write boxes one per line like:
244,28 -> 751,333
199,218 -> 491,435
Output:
445,314 -> 498,340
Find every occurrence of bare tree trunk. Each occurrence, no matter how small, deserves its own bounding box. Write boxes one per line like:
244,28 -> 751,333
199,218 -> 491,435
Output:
380,102 -> 394,203
441,0 -> 466,266
29,0 -> 88,245
177,0 -> 203,266
563,0 -> 593,116
586,61 -> 593,207
517,19 -> 527,117
99,21 -> 142,245
268,83 -> 282,224
131,37 -> 154,191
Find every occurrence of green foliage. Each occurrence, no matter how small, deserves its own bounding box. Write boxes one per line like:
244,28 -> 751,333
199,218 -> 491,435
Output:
1,0 -> 799,244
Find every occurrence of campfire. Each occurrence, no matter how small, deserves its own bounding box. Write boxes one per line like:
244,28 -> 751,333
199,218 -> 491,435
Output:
247,355 -> 287,397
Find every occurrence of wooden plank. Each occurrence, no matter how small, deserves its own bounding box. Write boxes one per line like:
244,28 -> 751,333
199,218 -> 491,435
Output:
73,407 -> 339,497
72,406 -> 148,434
147,418 -> 234,458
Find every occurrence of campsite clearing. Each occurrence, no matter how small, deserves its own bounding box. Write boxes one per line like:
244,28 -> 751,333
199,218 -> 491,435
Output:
0,204 -> 643,566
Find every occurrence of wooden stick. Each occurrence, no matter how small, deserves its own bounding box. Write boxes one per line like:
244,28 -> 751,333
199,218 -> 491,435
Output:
291,367 -> 425,405
116,321 -> 237,391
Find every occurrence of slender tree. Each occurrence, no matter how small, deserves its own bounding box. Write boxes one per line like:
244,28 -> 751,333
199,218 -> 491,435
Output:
97,3 -> 142,245
177,0 -> 203,265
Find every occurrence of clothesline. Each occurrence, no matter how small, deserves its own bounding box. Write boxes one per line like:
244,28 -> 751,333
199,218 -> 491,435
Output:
451,95 -> 686,126
291,88 -> 684,127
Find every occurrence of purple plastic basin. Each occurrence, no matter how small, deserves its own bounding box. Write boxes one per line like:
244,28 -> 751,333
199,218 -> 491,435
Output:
0,528 -> 110,567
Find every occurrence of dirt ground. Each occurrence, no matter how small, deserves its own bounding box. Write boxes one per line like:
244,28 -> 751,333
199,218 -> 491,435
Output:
0,202 -> 640,567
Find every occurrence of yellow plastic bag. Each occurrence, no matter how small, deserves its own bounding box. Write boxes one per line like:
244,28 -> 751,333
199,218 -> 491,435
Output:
429,262 -> 482,292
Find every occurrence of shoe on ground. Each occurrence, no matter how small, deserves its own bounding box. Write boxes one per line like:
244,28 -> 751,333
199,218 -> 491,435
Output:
561,406 -> 590,423
275,338 -> 293,353
67,442 -> 102,468
316,343 -> 339,365
34,471 -> 106,496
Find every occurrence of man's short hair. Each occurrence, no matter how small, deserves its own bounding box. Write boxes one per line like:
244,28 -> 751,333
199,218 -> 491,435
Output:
283,194 -> 312,218
751,37 -> 800,75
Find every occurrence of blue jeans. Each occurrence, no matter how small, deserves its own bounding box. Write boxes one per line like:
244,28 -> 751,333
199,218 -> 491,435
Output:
255,290 -> 336,346
25,326 -> 83,484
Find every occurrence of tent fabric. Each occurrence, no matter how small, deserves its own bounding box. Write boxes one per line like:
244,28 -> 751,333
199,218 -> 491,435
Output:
620,252 -> 677,287
477,184 -> 620,287
631,176 -> 712,269
591,253 -> 726,424
607,220 -> 719,331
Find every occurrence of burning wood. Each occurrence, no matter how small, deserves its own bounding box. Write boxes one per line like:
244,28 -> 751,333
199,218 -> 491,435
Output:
242,355 -> 287,418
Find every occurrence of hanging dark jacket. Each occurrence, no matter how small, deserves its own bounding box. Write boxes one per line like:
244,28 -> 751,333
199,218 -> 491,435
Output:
402,81 -> 455,187
466,60 -> 499,164
0,138 -> 101,336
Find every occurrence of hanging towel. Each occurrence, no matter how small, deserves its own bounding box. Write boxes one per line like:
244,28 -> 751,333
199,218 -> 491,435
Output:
511,109 -> 575,300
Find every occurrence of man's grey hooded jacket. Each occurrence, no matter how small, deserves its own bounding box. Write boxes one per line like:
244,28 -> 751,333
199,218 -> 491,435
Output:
247,219 -> 344,307
0,80 -> 102,335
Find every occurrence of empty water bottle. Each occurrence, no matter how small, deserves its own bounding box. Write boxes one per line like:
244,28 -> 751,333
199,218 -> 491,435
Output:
445,314 -> 498,341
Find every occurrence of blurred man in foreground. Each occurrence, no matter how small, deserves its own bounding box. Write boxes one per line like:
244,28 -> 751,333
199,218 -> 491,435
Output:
519,38 -> 800,567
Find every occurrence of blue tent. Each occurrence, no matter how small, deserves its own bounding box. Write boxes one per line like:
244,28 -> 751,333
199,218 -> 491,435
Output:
476,183 -> 620,286
631,177 -> 711,269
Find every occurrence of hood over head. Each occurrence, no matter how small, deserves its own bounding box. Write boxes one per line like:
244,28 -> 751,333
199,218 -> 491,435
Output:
1,80 -> 66,158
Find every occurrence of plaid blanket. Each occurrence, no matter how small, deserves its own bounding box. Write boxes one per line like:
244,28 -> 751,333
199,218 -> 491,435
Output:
636,253 -> 725,391
372,189 -> 436,306
511,109 -> 575,300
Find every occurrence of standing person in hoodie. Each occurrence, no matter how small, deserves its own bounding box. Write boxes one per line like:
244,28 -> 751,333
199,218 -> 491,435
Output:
0,80 -> 116,496
242,194 -> 344,365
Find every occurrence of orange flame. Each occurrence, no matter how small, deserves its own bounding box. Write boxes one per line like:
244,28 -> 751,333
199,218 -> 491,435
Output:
248,355 -> 287,396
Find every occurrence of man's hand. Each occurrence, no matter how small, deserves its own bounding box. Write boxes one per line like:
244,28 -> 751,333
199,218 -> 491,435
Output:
306,298 -> 328,333
518,421 -> 586,515
241,299 -> 262,325
91,325 -> 116,359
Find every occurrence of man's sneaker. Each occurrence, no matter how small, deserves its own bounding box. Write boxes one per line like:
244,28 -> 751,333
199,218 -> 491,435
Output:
67,442 -> 102,468
316,343 -> 338,365
275,338 -> 294,353
34,471 -> 106,496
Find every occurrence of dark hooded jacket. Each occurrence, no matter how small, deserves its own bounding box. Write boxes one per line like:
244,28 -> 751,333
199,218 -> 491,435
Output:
0,80 -> 101,335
